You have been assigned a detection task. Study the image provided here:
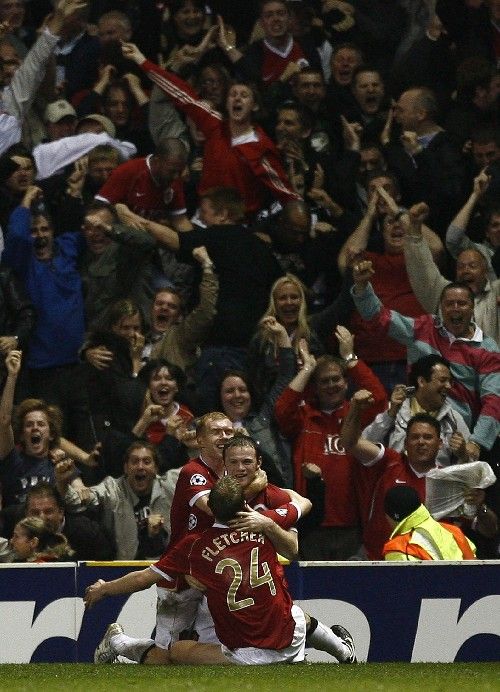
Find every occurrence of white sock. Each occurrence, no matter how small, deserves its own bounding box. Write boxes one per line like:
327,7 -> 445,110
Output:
307,620 -> 350,662
110,633 -> 155,663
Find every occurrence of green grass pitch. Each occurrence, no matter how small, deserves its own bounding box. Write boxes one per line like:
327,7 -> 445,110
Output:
0,663 -> 499,691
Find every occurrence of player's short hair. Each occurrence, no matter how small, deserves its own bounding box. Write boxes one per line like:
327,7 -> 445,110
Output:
222,434 -> 260,463
13,399 -> 62,448
406,413 -> 441,438
408,355 -> 451,387
195,412 -> 231,438
200,187 -> 245,223
208,476 -> 245,523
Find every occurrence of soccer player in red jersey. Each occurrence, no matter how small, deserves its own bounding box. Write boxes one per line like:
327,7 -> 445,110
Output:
86,475 -> 357,664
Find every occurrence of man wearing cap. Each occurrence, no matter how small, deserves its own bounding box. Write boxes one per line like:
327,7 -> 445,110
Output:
77,113 -> 116,139
44,99 -> 77,141
382,486 -> 476,561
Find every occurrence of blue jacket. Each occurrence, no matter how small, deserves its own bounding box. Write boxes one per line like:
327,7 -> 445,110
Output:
5,206 -> 85,368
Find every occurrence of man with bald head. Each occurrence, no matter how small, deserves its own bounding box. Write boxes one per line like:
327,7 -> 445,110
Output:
402,197 -> 500,344
387,86 -> 467,235
96,137 -> 191,230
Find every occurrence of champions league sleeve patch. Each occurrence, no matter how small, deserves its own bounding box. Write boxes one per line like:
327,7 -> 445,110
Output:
190,473 -> 208,486
188,513 -> 198,531
275,508 -> 288,516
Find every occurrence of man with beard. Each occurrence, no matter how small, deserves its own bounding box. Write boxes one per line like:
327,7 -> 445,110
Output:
56,441 -> 179,560
3,184 -> 85,408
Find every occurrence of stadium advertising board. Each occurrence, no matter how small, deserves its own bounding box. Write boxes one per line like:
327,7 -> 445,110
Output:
0,561 -> 498,663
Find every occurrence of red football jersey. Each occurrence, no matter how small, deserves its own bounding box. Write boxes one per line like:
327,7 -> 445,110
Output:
153,525 -> 296,650
168,457 -> 220,548
249,483 -> 299,530
96,155 -> 186,221
261,37 -> 307,85
357,448 -> 427,559
139,61 -> 300,218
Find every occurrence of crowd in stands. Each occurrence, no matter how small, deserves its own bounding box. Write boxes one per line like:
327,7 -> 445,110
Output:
0,0 -> 499,565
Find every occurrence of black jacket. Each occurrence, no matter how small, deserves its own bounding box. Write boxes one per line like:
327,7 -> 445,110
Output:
0,265 -> 35,350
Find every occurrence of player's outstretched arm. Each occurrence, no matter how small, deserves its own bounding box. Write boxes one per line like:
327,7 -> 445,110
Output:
283,488 -> 312,516
84,568 -> 159,608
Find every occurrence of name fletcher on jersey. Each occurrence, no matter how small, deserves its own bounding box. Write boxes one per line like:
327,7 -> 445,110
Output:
201,530 -> 266,562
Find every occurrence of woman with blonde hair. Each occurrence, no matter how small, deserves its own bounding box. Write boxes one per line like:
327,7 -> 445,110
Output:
10,517 -> 74,563
247,272 -> 353,407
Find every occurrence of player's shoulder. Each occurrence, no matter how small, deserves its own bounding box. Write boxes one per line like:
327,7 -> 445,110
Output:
179,458 -> 213,486
113,156 -> 146,176
265,483 -> 289,502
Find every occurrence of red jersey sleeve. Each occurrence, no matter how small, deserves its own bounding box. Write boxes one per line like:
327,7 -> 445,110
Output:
348,359 -> 388,426
251,484 -> 299,529
238,133 -> 301,205
152,533 -> 196,582
274,386 -> 306,439
140,59 -> 222,138
261,502 -> 299,530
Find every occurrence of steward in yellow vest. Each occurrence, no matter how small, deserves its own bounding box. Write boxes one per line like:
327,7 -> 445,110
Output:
382,486 -> 476,561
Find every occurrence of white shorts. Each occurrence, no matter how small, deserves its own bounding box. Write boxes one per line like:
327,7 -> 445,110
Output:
221,605 -> 306,665
194,595 -> 220,644
155,588 -> 220,649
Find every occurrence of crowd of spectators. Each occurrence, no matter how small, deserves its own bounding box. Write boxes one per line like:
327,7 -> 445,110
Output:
0,0 -> 499,564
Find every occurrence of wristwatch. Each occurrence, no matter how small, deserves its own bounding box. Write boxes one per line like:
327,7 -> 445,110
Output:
343,353 -> 358,364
